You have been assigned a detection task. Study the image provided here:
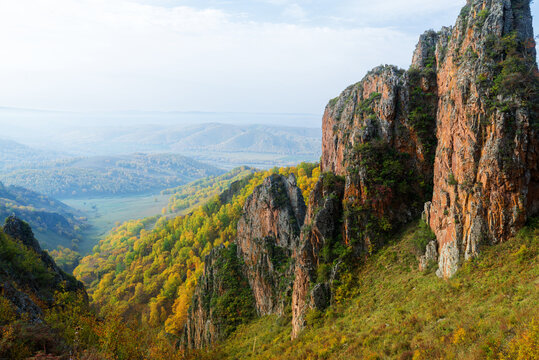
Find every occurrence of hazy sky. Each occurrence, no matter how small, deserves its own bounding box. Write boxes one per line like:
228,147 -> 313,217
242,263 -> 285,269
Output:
0,0 -> 537,115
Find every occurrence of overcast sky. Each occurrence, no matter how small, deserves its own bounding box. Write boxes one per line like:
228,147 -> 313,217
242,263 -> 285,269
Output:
0,0 -> 537,115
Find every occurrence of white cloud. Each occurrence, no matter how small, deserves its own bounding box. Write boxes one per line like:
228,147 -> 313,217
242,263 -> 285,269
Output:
340,0 -> 465,25
0,0 -> 459,115
282,4 -> 307,20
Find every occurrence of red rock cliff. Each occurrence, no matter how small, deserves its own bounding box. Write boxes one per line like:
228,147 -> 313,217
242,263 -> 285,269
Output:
426,0 -> 538,278
319,0 -> 537,280
182,174 -> 306,349
236,174 -> 306,315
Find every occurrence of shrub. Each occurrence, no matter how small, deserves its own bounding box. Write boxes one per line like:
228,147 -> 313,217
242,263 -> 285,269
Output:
411,220 -> 436,254
499,319 -> 539,360
447,173 -> 458,186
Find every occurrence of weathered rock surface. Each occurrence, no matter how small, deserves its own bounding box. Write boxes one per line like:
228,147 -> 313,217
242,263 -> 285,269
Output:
181,244 -> 255,350
183,174 -> 306,349
425,0 -> 538,278
419,240 -> 439,271
236,174 -> 306,316
292,174 -> 345,338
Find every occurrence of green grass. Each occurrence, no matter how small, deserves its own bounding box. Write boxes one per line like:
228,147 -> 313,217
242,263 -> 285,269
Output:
193,219 -> 538,360
62,192 -> 171,254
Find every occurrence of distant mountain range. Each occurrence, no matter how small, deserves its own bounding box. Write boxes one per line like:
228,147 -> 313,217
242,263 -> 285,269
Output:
0,122 -> 321,169
0,153 -> 224,198
117,123 -> 321,155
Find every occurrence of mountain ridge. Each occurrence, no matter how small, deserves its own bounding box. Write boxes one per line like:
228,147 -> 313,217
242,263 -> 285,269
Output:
180,0 -> 539,350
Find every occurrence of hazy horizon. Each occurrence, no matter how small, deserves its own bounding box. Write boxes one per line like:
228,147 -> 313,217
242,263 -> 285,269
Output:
1,0 -> 537,150
6,0 -> 534,117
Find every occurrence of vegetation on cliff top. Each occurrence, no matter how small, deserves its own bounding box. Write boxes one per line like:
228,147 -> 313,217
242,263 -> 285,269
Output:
161,166 -> 256,215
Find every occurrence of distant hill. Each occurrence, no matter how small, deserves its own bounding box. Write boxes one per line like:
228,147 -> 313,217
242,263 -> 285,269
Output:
0,138 -> 67,171
82,123 -> 322,169
1,123 -> 322,169
0,181 -> 86,250
132,123 -> 321,155
0,153 -> 224,198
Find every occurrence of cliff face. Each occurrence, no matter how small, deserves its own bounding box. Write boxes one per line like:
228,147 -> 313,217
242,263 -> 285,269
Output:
183,174 -> 306,349
236,174 -> 306,316
182,244 -> 255,350
425,0 -> 538,278
320,0 -> 538,279
292,49 -> 442,337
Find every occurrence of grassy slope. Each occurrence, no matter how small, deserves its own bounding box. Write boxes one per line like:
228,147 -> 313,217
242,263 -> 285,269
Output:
195,219 -> 538,360
62,192 -> 171,254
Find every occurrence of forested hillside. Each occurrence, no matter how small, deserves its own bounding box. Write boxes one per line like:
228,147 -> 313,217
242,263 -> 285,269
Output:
0,153 -> 223,198
74,164 -> 320,337
161,166 -> 256,214
0,138 -> 66,171
0,181 -> 86,250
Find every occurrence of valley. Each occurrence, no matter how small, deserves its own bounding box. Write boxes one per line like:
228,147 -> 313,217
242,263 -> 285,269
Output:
0,0 -> 538,359
61,192 -> 171,254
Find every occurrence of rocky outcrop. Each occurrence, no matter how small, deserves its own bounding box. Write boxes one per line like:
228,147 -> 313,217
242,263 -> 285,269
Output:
292,174 -> 345,338
183,174 -> 306,349
425,0 -> 538,278
236,174 -> 306,316
182,244 -> 255,350
320,0 -> 538,279
4,215 -> 42,252
0,216 -> 85,322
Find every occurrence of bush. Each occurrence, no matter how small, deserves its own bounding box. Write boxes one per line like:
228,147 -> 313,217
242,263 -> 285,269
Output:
411,220 -> 436,254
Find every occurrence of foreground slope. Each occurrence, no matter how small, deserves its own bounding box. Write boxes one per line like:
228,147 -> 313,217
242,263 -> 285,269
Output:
195,218 -> 538,359
0,216 -> 87,358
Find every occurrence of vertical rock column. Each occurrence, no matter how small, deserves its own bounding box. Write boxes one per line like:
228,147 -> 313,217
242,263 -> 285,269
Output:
427,0 -> 538,278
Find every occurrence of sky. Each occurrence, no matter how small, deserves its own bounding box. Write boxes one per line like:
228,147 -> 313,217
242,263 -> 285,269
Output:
0,0 -> 537,117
